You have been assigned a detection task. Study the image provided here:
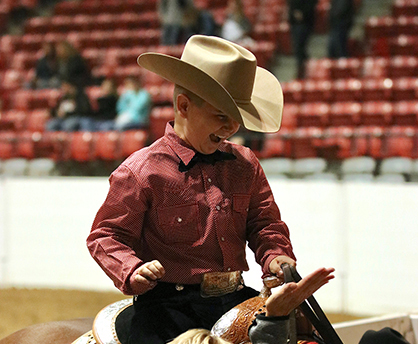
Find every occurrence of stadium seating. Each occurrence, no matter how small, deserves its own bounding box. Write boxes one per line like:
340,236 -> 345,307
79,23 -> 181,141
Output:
1,0 -> 418,180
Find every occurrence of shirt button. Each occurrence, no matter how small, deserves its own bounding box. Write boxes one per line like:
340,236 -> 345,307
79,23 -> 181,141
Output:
215,205 -> 221,211
177,217 -> 182,223
221,237 -> 225,241
208,178 -> 212,183
227,268 -> 231,272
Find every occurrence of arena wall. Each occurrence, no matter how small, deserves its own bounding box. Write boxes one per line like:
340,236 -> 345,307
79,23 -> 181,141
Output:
0,176 -> 417,317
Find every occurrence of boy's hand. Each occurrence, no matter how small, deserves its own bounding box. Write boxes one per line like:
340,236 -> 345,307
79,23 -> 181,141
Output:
265,267 -> 335,317
130,260 -> 166,295
269,256 -> 296,283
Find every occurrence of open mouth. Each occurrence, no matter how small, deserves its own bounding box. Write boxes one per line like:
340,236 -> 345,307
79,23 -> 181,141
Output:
210,134 -> 223,143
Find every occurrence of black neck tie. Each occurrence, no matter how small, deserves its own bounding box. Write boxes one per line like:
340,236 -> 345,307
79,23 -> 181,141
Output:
179,150 -> 236,172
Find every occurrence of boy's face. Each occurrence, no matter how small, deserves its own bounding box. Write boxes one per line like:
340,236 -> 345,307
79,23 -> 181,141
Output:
177,96 -> 240,154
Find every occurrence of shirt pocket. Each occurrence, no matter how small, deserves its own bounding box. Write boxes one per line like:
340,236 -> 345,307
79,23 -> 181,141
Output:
233,194 -> 251,215
157,203 -> 200,244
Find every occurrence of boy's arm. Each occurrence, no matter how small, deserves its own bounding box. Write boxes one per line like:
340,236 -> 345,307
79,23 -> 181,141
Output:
86,164 -> 148,295
246,157 -> 296,279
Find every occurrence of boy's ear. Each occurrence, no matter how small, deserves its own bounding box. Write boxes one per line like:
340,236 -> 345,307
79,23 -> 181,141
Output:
176,93 -> 190,118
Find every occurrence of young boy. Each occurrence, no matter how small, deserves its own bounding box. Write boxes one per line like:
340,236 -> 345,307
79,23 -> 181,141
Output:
87,35 -> 296,344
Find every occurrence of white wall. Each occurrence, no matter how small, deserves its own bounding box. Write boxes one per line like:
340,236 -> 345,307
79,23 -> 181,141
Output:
0,176 -> 417,317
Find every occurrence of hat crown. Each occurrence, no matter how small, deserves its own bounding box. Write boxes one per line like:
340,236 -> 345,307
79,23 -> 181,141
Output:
181,36 -> 256,104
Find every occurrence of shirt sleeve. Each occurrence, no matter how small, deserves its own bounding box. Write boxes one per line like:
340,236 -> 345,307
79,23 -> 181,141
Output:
86,164 -> 148,295
246,156 -> 296,277
248,314 -> 290,344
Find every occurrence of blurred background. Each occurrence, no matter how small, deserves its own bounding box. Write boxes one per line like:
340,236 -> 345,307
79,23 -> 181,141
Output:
1,0 -> 418,339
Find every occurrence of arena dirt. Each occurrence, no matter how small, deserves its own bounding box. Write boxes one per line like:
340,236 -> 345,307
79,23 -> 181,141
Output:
0,288 -> 361,339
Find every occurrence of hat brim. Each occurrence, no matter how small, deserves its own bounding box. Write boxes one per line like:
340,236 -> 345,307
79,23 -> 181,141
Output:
138,53 -> 283,133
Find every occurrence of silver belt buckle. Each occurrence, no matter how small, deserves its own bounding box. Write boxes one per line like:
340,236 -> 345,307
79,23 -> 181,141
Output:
175,283 -> 184,291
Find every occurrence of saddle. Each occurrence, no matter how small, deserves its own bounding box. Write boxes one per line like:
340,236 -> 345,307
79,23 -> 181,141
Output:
72,265 -> 343,344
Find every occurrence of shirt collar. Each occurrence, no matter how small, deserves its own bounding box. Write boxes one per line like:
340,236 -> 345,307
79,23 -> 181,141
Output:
163,121 -> 229,166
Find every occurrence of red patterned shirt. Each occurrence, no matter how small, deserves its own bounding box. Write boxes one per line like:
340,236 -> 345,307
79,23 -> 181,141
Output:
87,122 -> 295,295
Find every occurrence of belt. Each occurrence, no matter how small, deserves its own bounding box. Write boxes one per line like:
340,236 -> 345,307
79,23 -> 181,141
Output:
135,271 -> 244,300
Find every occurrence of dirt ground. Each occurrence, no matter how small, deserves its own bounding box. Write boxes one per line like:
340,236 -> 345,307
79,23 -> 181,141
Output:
0,288 -> 362,340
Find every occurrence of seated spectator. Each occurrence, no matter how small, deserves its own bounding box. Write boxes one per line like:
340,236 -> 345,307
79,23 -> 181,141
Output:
113,75 -> 152,131
46,79 -> 93,132
30,41 -> 60,89
221,0 -> 254,45
56,40 -> 92,88
93,78 -> 119,131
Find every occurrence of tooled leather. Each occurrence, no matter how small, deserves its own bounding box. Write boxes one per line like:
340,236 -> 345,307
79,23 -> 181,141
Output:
218,296 -> 267,344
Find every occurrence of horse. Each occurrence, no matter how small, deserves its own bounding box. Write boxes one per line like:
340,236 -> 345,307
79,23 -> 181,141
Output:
0,318 -> 93,344
0,265 -> 340,344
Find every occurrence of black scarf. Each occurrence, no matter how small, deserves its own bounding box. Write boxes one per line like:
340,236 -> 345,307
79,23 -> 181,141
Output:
178,150 -> 236,172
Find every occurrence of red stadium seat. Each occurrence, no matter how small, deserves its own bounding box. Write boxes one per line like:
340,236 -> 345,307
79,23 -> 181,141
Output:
0,131 -> 16,159
392,77 -> 418,101
301,79 -> 332,103
392,100 -> 418,126
330,58 -> 362,80
323,127 -> 356,159
328,102 -> 362,127
120,130 -> 148,158
332,79 -> 362,102
389,55 -> 418,78
15,131 -> 36,159
69,132 -> 96,162
252,24 -> 280,47
365,16 -> 396,40
389,35 -> 418,55
382,126 -> 417,158
39,131 -> 70,161
305,58 -> 332,80
150,106 -> 174,141
392,0 -> 418,17
361,78 -> 393,101
395,15 -> 418,36
290,127 -> 324,159
297,102 -> 330,127
147,84 -> 174,106
2,69 -> 24,90
3,110 -> 26,131
282,80 -> 303,103
94,131 -> 122,161
26,109 -> 50,132
360,101 -> 393,126
362,56 -> 389,78
352,126 -> 385,158
281,103 -> 299,129
260,129 -> 293,158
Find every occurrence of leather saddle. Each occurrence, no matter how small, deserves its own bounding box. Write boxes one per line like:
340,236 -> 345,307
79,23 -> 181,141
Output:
72,265 -> 343,344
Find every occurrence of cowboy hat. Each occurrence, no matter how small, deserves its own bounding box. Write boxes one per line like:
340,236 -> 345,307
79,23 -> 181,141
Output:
137,35 -> 283,133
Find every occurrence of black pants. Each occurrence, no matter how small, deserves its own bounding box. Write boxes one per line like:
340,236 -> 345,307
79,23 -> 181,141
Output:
128,282 -> 259,344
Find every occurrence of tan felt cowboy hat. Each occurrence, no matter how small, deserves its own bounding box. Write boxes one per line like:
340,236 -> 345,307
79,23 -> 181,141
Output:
137,35 -> 283,133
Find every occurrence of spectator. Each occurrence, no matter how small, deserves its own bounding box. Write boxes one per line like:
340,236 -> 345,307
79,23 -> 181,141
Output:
113,75 -> 151,131
31,41 -> 60,89
92,78 -> 119,131
56,40 -> 91,87
183,4 -> 218,39
46,79 -> 93,132
221,0 -> 254,45
157,0 -> 195,45
327,0 -> 355,59
287,0 -> 318,79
